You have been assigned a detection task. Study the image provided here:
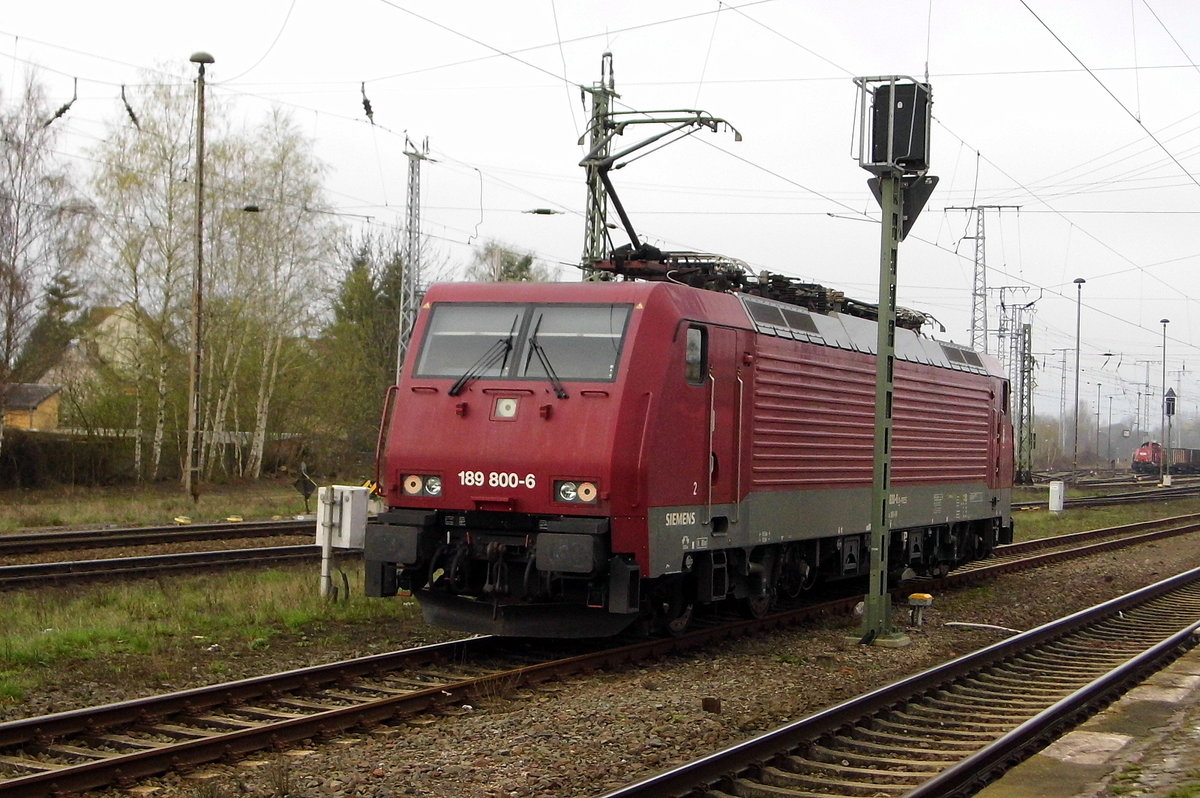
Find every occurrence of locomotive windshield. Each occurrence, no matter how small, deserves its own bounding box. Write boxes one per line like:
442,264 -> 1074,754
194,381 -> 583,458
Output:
415,302 -> 631,383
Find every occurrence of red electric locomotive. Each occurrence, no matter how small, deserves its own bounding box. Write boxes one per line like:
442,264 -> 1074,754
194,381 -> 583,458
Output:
366,260 -> 1014,637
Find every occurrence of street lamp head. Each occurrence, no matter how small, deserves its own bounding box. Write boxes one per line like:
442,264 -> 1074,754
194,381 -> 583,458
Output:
190,51 -> 215,65
1161,318 -> 1169,326
1074,277 -> 1086,285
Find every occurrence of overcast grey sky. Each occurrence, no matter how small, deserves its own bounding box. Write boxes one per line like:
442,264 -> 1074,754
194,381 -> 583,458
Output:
5,1 -> 1200,442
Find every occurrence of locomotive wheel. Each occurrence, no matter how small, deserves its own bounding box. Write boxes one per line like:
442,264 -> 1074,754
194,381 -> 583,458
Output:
651,577 -> 694,636
778,545 -> 816,599
740,592 -> 773,619
663,601 -> 694,636
741,556 -> 778,618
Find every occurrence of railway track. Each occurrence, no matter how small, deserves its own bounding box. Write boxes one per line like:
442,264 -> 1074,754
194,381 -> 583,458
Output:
945,512 -> 1200,582
1012,482 -> 1200,511
599,567 -> 1200,798
1028,470 -> 1200,488
1,516 -> 1198,796
0,545 -> 349,589
3,511 -> 1194,593
0,518 -> 311,557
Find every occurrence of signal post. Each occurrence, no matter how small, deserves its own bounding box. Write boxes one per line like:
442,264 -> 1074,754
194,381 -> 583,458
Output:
853,76 -> 938,646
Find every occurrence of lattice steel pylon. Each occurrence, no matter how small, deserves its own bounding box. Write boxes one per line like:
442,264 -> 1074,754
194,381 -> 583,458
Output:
396,136 -> 428,383
1017,322 -> 1036,483
946,205 -> 1020,353
580,53 -> 617,280
970,208 -> 987,352
995,291 -> 1038,482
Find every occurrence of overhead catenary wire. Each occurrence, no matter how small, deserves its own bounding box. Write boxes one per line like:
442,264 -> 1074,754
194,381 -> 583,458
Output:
4,3 -> 1200,370
1019,0 -> 1200,192
218,0 -> 298,84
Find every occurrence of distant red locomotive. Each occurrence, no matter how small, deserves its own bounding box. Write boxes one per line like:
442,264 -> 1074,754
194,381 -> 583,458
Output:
1132,441 -> 1200,475
1132,442 -> 1160,475
365,266 -> 1015,637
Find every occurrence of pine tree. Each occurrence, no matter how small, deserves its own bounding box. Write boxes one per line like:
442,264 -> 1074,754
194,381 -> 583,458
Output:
13,269 -> 84,381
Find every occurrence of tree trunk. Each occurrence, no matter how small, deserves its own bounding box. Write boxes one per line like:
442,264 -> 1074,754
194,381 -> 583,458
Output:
133,385 -> 143,481
248,329 -> 284,478
205,326 -> 248,479
151,354 -> 167,481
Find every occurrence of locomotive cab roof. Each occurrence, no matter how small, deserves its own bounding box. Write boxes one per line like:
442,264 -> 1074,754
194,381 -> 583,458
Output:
417,279 -> 1005,382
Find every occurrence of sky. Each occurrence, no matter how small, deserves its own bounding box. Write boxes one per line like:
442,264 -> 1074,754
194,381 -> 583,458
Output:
4,0 -> 1200,450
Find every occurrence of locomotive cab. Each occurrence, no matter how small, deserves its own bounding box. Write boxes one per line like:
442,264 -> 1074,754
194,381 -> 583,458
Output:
1131,441 -> 1160,475
365,282 -> 680,637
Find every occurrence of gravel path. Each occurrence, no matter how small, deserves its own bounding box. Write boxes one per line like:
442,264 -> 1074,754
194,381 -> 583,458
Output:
47,534 -> 1200,797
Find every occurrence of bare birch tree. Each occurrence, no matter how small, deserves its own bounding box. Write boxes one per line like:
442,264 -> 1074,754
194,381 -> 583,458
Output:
90,74 -> 339,482
238,111 -> 335,478
0,75 -> 85,460
89,74 -> 202,480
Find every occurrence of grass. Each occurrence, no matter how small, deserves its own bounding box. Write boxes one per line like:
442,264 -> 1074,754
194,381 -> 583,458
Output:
0,477 -> 321,532
1012,495 -> 1200,542
0,479 -> 425,708
1164,783 -> 1200,798
0,563 -> 424,705
1104,758 -> 1142,792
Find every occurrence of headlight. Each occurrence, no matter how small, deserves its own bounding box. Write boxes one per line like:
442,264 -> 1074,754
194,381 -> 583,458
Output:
555,480 -> 598,504
494,397 -> 519,418
402,474 -> 442,496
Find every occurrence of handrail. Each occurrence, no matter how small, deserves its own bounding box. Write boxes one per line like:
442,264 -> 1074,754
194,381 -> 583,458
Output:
734,374 -> 744,524
706,372 -> 715,525
374,385 -> 400,491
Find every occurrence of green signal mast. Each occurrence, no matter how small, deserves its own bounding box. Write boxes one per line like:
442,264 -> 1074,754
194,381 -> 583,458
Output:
853,76 -> 938,646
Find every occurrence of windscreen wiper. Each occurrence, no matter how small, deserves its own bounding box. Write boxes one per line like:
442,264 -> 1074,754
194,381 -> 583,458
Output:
526,315 -> 569,399
448,319 -> 517,396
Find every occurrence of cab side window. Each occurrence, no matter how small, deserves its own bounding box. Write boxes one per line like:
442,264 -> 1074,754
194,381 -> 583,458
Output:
685,326 -> 707,384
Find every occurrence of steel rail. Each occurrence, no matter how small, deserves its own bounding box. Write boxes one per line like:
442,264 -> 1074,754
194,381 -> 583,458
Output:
998,512 -> 1200,556
596,567 -> 1200,798
0,519 -> 311,556
909,621 -> 1200,797
0,635 -> 686,796
0,637 -> 493,748
0,546 -> 345,589
1013,483 -> 1200,511
1,518 -> 1198,795
0,637 -> 503,797
941,519 -> 1200,584
10,510 -> 1195,592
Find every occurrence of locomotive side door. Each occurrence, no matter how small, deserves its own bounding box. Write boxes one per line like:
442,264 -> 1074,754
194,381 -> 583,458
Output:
706,326 -> 744,530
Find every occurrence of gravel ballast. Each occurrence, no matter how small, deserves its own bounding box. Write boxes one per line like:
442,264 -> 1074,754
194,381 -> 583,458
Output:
23,534 -> 1200,797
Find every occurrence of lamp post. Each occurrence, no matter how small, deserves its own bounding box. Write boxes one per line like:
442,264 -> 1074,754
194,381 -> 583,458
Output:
1107,395 -> 1113,464
1095,382 -> 1101,466
1160,318 -> 1169,484
1072,277 -> 1085,469
1136,390 -> 1142,442
185,51 -> 214,503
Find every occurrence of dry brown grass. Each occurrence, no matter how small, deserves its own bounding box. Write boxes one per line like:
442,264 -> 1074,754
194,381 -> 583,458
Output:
0,478 -> 312,532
